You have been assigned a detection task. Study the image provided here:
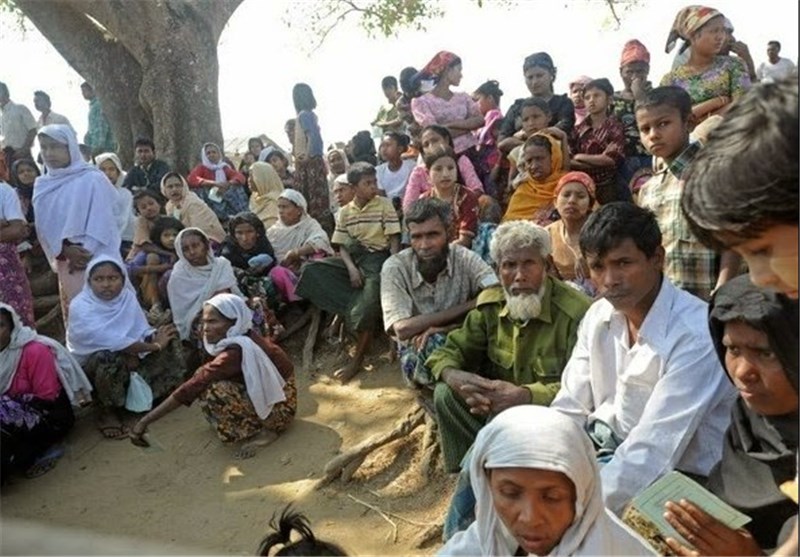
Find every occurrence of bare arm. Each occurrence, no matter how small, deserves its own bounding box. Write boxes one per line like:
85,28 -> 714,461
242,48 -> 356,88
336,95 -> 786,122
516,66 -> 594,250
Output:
0,220 -> 28,243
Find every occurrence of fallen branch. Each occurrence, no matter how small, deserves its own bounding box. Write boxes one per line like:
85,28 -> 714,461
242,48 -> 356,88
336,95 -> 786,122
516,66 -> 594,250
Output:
347,494 -> 398,543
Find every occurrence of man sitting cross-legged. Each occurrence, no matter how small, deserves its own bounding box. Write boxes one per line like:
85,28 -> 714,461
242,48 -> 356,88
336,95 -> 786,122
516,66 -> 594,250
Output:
381,198 -> 499,388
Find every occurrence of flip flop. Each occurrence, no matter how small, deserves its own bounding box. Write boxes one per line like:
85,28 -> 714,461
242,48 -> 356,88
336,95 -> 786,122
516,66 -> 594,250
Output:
98,424 -> 129,440
25,445 -> 65,478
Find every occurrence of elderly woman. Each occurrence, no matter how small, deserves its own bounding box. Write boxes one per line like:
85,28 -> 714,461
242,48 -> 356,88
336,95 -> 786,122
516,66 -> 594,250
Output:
131,293 -> 296,460
247,161 -> 284,230
661,6 -> 751,121
187,142 -> 248,222
439,405 -> 654,556
96,152 -> 135,256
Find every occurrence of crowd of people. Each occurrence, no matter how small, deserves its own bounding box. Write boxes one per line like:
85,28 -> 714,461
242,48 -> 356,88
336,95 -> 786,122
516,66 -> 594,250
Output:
0,3 -> 798,556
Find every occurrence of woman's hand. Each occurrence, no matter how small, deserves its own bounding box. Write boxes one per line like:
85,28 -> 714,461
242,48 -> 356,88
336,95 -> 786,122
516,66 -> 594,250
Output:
153,324 -> 178,349
663,499 -> 763,556
283,249 -> 301,268
129,419 -> 150,447
62,244 -> 92,273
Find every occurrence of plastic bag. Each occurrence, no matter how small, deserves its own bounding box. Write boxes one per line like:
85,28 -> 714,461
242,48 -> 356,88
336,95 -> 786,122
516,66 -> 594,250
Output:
125,372 -> 153,412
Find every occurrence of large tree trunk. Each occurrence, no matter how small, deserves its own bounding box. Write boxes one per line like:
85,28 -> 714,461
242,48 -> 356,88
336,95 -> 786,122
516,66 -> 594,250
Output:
14,0 -> 243,172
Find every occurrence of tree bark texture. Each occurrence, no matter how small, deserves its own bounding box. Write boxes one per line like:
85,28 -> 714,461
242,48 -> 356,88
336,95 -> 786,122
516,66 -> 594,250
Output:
14,0 -> 243,172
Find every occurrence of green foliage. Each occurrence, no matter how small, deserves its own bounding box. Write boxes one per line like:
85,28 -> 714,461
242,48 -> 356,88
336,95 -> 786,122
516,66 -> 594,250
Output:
0,0 -> 30,34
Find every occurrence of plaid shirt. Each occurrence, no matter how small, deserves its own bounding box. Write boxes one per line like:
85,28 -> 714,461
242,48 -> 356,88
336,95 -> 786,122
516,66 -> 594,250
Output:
569,115 -> 626,186
638,141 -> 718,300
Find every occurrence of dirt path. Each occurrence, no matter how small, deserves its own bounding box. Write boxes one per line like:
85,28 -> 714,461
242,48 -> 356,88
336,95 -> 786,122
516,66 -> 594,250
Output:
1,337 -> 455,555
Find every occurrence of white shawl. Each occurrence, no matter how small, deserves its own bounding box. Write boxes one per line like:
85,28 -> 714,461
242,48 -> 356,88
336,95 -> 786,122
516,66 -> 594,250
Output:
202,293 -> 286,419
0,303 -> 92,405
96,152 -> 135,242
266,190 -> 333,262
201,142 -> 229,182
66,256 -> 155,364
439,406 -> 655,557
32,124 -> 121,269
167,228 -> 240,340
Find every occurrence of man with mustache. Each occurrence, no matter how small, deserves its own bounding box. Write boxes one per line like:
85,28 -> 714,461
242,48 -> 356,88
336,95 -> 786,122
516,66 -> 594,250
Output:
427,219 -> 591,474
381,198 -> 498,388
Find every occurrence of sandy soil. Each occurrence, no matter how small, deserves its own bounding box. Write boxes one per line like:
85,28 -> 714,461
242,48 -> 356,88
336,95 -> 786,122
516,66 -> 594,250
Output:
1,334 -> 456,555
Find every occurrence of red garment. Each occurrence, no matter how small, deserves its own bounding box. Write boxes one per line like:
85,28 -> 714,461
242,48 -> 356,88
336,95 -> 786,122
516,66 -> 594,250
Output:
620,39 -> 650,66
6,341 -> 61,401
420,184 -> 479,241
569,116 -> 626,186
422,51 -> 459,78
172,331 -> 293,405
186,165 -> 246,189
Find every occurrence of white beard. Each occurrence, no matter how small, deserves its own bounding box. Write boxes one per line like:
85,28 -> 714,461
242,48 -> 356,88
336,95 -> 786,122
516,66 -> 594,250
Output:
504,281 -> 547,322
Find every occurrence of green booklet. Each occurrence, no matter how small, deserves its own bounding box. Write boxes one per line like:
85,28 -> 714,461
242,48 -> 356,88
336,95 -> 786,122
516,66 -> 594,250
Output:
621,471 -> 751,555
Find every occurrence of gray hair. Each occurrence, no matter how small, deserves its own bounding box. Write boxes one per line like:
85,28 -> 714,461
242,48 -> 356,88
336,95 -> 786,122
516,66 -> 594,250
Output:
489,220 -> 551,264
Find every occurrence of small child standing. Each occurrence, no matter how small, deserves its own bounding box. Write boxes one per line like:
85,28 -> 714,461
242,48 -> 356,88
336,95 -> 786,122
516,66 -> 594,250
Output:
472,79 -> 504,194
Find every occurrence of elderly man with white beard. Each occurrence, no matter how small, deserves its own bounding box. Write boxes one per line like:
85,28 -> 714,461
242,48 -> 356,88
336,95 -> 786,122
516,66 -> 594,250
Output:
427,219 -> 591,473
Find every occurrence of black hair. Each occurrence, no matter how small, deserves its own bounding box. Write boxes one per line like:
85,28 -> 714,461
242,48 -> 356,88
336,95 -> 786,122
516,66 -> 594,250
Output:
406,197 -> 453,229
350,131 -> 377,165
381,75 -> 398,90
149,216 -> 184,246
80,81 -> 92,90
768,40 -> 782,50
292,83 -> 317,112
0,307 -> 13,334
134,137 -> 156,151
256,506 -> 347,557
0,82 -> 8,97
346,161 -> 376,186
423,145 -> 458,169
474,80 -> 503,105
399,66 -> 421,97
583,78 -> 614,98
132,190 -> 164,215
522,133 -> 553,152
681,79 -> 799,249
228,211 -> 266,239
635,86 -> 692,121
266,150 -> 290,167
382,131 -> 410,151
10,158 -> 40,187
33,90 -> 51,105
580,202 -> 662,260
248,137 -> 264,149
420,124 -> 455,150
520,97 -> 552,116
523,52 -> 556,77
180,229 -> 210,249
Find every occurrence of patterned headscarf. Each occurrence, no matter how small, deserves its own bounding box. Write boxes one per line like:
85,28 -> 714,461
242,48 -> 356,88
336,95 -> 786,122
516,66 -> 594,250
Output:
554,171 -> 596,202
665,5 -> 723,53
421,50 -> 460,79
620,39 -> 651,66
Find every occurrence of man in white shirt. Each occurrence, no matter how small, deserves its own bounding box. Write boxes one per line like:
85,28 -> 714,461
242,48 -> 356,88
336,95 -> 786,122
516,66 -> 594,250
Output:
757,41 -> 796,83
33,90 -> 73,131
550,202 -> 736,515
0,81 -> 37,165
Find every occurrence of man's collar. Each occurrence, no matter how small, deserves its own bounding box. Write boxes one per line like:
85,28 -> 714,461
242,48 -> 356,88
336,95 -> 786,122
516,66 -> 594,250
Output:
411,248 -> 453,288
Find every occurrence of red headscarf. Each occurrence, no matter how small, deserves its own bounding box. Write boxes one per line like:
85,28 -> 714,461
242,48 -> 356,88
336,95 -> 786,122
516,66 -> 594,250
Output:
422,51 -> 460,79
620,39 -> 651,67
665,5 -> 723,53
554,171 -> 596,202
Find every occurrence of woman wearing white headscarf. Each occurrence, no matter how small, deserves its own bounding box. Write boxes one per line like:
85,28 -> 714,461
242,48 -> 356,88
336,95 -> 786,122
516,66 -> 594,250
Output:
186,142 -> 248,221
439,405 -> 655,556
33,124 -> 121,323
67,256 -> 185,439
266,189 -> 333,303
131,293 -> 296,459
96,152 -> 135,253
167,228 -> 241,341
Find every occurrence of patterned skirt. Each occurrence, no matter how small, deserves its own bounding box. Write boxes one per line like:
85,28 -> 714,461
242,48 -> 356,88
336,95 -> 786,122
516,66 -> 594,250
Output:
197,377 -> 297,443
0,242 -> 34,327
294,156 -> 334,235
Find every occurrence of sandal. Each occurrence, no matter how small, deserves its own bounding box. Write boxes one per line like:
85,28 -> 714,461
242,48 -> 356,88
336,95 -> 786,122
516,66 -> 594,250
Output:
25,445 -> 65,478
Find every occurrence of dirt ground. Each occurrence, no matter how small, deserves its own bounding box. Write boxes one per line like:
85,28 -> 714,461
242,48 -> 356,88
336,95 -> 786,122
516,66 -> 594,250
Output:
1,333 -> 456,555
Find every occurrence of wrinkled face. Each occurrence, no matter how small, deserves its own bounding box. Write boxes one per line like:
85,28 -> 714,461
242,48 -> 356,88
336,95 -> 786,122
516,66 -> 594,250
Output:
354,175 -> 378,203
15,162 -> 38,186
135,145 -> 155,166
99,159 -> 120,184
180,232 -> 209,267
635,105 -> 690,161
202,305 -> 234,345
489,467 -> 577,556
521,106 -> 549,135
0,311 -> 12,351
160,228 -> 179,251
445,63 -> 463,87
568,83 -> 585,107
277,198 -> 303,227
333,182 -> 355,207
135,196 -> 161,219
723,320 -> 798,416
522,144 -> 552,181
692,16 -> 727,56
555,182 -> 592,221
379,137 -> 401,162
524,66 -> 554,97
620,62 -> 649,90
723,224 -> 799,298
163,176 -> 185,202
428,156 -> 458,190
267,153 -> 286,174
205,145 -> 221,164
421,129 -> 448,155
498,246 -> 546,295
409,217 -> 449,261
233,221 -> 259,250
38,134 -> 70,169
89,262 -> 125,301
328,150 -> 347,175
585,238 -> 663,312
583,87 -> 609,115
473,92 -> 494,115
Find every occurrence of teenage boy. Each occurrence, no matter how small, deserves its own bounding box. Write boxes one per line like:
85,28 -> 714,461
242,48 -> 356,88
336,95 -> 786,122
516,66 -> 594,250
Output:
296,162 -> 401,383
123,137 -> 171,198
635,86 -> 740,301
371,76 -> 404,135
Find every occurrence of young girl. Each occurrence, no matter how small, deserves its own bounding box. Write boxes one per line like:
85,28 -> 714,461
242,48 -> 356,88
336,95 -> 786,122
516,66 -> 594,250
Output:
128,190 -> 165,261
187,142 -> 248,222
161,171 -> 226,246
127,216 -> 184,310
291,83 -> 334,235
376,132 -> 416,203
260,147 -> 295,190
472,80 -> 504,195
9,159 -> 39,225
402,125 -> 483,212
219,212 -> 277,303
96,152 -> 135,257
501,97 -> 552,188
420,148 -> 479,248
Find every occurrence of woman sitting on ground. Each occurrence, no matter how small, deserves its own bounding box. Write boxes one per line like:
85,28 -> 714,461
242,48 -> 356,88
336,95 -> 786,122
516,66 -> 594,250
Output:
130,293 -> 296,460
67,257 -> 186,440
187,142 -> 249,222
247,161 -> 284,231
438,405 -> 654,556
0,303 -> 92,483
161,171 -> 226,247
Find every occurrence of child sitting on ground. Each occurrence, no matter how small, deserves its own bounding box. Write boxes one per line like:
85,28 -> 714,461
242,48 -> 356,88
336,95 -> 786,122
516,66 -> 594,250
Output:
128,216 -> 184,310
127,190 -> 165,262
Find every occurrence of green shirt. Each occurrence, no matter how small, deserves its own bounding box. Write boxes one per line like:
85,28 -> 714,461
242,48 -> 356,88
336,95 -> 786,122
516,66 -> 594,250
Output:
426,277 -> 590,406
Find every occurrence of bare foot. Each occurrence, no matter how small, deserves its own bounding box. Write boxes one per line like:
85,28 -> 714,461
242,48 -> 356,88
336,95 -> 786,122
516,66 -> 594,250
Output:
97,410 -> 128,440
333,361 -> 363,384
234,430 -> 279,459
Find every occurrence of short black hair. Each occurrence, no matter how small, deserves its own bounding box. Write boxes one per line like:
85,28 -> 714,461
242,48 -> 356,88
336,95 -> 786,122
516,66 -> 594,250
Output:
134,137 -> 156,150
635,86 -> 692,121
399,66 -> 420,97
423,145 -> 457,169
33,90 -> 51,105
0,82 -> 8,97
381,75 -> 398,90
257,506 -> 347,557
80,82 -> 92,90
382,131 -> 410,150
132,190 -> 164,214
474,80 -> 503,105
768,40 -> 782,50
292,83 -> 316,112
523,51 -> 556,75
405,197 -> 453,230
346,161 -> 376,185
420,124 -> 455,150
149,216 -> 184,245
682,79 -> 799,249
520,96 -> 552,115
580,202 -> 662,260
248,137 -> 264,149
583,78 -> 614,98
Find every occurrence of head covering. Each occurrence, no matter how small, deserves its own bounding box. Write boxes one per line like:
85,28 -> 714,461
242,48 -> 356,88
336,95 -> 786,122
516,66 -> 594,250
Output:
66,256 -> 154,364
9,158 -> 40,198
202,293 -> 286,419
665,5 -> 724,53
325,147 -> 350,185
705,275 -> 798,544
268,190 -> 333,262
421,50 -> 460,79
502,132 -> 566,222
200,142 -> 229,183
0,303 -> 92,405
160,173 -> 226,243
620,39 -> 651,66
221,212 -> 275,270
523,51 -> 556,73
555,171 -> 597,202
248,161 -> 284,229
167,228 -> 240,340
441,406 -> 654,556
568,75 -> 593,89
258,146 -> 276,163
95,152 -> 127,189
32,124 -> 121,268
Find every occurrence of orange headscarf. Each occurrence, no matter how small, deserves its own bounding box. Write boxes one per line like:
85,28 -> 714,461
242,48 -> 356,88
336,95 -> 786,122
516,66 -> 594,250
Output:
503,133 -> 566,223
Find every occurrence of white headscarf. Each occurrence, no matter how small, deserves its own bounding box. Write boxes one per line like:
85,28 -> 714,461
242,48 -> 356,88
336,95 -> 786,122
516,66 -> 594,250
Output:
96,152 -> 135,242
0,303 -> 93,406
33,124 -> 121,269
94,152 -> 127,189
202,293 -> 286,419
66,256 -> 155,364
200,142 -> 229,183
167,228 -> 240,340
439,406 -> 655,557
267,190 -> 333,262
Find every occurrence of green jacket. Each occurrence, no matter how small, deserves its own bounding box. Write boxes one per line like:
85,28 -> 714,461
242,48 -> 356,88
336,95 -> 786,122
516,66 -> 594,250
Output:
426,277 -> 590,406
